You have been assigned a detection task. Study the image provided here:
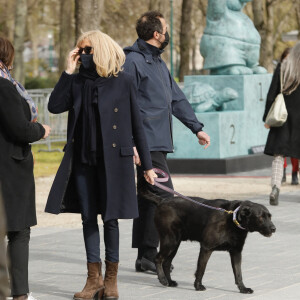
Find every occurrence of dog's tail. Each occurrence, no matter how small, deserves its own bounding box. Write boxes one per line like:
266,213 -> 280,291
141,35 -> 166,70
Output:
137,177 -> 165,205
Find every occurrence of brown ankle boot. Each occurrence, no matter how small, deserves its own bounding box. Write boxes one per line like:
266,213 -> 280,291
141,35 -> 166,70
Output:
103,260 -> 119,299
74,262 -> 104,300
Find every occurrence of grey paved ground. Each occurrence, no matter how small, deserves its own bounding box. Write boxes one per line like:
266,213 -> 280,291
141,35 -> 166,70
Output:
27,167 -> 300,300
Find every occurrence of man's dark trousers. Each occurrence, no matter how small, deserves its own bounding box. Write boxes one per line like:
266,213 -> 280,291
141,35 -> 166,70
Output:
132,151 -> 173,259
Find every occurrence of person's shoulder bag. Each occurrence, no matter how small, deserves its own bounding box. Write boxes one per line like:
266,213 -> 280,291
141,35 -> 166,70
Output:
265,67 -> 288,127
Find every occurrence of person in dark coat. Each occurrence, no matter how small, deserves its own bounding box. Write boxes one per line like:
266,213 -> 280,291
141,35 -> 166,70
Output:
263,42 -> 300,205
45,30 -> 156,300
123,11 -> 211,273
0,188 -> 9,300
0,37 -> 51,300
277,48 -> 300,186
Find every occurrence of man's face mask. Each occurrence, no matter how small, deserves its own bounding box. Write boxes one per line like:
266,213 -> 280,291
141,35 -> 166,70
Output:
159,31 -> 170,50
80,54 -> 95,70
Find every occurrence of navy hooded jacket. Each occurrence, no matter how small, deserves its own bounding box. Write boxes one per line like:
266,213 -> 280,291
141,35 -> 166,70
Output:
124,39 -> 204,153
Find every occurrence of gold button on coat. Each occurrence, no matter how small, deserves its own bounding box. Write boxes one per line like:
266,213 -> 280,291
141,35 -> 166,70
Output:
112,143 -> 117,147
113,125 -> 117,129
114,108 -> 118,112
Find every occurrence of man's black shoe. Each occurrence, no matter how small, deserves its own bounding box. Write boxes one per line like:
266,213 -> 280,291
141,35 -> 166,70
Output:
136,257 -> 174,273
141,257 -> 157,273
135,258 -> 143,272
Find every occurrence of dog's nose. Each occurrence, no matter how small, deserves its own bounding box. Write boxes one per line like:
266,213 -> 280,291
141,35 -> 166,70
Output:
271,226 -> 276,233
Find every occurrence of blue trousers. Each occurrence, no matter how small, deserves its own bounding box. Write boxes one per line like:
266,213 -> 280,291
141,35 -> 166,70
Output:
74,162 -> 119,263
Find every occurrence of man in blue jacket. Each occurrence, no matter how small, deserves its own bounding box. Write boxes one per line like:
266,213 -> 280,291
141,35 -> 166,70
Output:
124,11 -> 210,273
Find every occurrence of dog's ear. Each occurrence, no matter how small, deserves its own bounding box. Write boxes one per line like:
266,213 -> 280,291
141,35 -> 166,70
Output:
239,206 -> 251,220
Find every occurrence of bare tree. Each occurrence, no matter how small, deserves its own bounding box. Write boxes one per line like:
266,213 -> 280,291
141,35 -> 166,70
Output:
149,0 -> 160,10
59,0 -> 74,73
252,0 -> 296,72
27,0 -> 41,77
2,0 -> 16,41
148,0 -> 168,11
14,0 -> 27,84
295,0 -> 300,39
179,0 -> 193,81
191,0 -> 207,74
75,0 -> 104,40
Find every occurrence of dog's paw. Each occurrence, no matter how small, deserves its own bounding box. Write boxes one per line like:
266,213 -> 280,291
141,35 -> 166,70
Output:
169,280 -> 178,287
240,287 -> 253,294
158,276 -> 169,286
194,281 -> 206,291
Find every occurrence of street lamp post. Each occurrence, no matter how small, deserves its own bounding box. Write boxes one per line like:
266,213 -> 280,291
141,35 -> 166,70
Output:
170,0 -> 174,78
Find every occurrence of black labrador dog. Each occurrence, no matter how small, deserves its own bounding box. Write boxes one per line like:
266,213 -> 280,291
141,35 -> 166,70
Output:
138,181 -> 276,294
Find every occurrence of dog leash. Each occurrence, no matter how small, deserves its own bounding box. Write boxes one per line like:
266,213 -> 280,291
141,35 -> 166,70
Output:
152,168 -> 246,230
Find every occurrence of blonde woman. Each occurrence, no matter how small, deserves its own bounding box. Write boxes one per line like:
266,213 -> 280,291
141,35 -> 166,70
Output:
45,30 -> 156,300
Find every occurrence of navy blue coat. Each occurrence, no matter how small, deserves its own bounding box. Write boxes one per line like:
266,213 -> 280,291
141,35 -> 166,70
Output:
45,71 -> 152,221
124,39 -> 204,152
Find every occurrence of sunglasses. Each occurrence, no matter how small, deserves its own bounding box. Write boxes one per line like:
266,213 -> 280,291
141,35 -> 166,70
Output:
78,46 -> 93,55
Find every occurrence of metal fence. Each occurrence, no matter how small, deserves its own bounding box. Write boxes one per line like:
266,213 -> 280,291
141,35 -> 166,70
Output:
28,89 -> 68,151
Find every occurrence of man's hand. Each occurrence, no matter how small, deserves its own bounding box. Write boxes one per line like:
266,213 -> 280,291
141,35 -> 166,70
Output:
133,147 -> 141,166
144,169 -> 158,185
264,123 -> 270,129
197,131 -> 210,149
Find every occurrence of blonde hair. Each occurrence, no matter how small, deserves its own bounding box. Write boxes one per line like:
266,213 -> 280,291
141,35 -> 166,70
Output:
76,30 -> 125,77
282,42 -> 300,95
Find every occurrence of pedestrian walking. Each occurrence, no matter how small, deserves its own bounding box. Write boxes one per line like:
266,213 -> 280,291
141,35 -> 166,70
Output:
123,11 -> 210,273
45,30 -> 156,300
275,48 -> 300,186
263,42 -> 300,205
0,37 -> 51,300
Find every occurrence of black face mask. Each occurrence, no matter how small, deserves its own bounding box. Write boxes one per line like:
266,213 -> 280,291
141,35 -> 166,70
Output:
159,31 -> 170,50
80,54 -> 95,70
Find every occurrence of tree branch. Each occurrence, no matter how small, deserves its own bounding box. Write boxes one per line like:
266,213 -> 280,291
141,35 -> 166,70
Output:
273,2 -> 297,42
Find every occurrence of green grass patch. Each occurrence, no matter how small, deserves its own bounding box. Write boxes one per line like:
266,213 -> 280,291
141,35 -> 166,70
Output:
32,142 -> 65,178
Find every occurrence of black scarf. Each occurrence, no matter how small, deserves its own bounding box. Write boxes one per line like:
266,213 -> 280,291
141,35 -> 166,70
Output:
78,65 -> 101,165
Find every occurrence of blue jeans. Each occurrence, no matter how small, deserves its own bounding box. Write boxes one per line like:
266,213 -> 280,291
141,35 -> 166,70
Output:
74,162 -> 119,263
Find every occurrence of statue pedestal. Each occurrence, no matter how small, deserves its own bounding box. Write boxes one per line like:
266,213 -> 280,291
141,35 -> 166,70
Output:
168,74 -> 273,172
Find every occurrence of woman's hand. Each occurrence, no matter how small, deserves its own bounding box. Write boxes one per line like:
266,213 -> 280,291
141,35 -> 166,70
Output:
144,169 -> 158,185
133,147 -> 141,166
42,124 -> 51,139
65,48 -> 80,74
264,123 -> 270,129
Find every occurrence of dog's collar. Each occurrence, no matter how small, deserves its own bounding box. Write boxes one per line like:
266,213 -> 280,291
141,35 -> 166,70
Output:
233,206 -> 246,230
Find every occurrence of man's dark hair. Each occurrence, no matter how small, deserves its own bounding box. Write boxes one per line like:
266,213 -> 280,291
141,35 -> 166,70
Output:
136,11 -> 164,41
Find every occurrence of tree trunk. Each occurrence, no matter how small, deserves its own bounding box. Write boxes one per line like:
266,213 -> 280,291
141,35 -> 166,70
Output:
149,0 -> 160,10
14,0 -> 27,84
75,0 -> 104,41
27,1 -> 39,77
59,0 -> 74,73
264,1 -> 274,72
252,0 -> 275,72
296,0 -> 300,39
4,0 -> 16,42
179,0 -> 193,81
